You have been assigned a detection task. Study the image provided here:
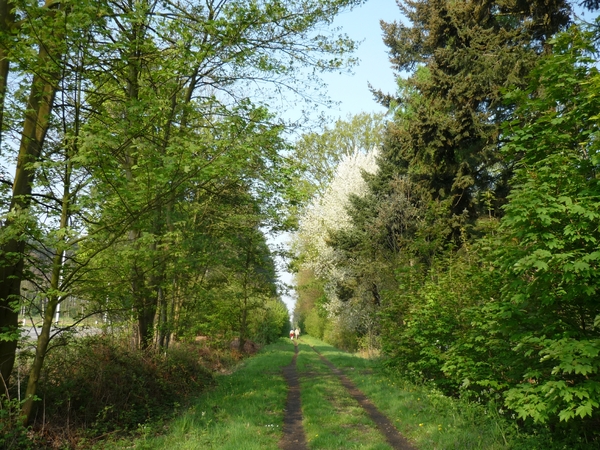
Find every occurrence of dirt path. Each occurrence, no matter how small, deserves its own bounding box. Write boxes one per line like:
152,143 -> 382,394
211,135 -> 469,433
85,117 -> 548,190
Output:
279,340 -> 415,449
309,344 -> 415,450
279,341 -> 308,450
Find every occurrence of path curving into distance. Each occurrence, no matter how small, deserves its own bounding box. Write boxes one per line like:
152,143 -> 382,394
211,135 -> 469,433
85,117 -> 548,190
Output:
279,341 -> 308,450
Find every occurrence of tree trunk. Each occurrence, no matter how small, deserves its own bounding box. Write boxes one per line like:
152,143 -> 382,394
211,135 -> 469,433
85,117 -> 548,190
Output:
238,305 -> 247,353
156,285 -> 167,349
20,251 -> 61,423
21,154 -> 71,423
0,1 -> 62,384
0,0 -> 15,147
137,303 -> 156,350
129,250 -> 157,350
168,277 -> 181,345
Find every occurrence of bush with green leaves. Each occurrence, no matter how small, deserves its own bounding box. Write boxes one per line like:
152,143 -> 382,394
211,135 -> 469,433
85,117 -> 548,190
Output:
489,24 -> 600,431
249,297 -> 290,345
379,242 -> 502,395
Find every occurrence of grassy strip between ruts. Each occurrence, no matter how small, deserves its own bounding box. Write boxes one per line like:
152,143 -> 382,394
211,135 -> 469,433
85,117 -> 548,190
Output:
295,340 -> 392,449
102,338 -> 292,450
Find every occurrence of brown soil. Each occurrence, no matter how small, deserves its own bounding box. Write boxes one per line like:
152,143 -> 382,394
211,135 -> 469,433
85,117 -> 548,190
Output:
279,341 -> 308,450
309,345 -> 416,450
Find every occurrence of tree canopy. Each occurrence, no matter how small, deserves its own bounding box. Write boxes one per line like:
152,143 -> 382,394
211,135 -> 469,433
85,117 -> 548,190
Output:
0,0 -> 366,424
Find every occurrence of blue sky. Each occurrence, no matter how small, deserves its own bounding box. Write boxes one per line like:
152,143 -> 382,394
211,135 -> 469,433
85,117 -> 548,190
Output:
277,0 -> 403,127
317,0 -> 402,117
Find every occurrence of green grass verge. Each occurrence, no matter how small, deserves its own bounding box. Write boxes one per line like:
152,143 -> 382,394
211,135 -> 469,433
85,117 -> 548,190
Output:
295,340 -> 391,449
101,338 -> 293,450
300,335 -> 520,450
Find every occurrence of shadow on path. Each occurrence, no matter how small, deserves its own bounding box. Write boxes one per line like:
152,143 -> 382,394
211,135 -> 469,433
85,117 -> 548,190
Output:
309,345 -> 416,450
279,341 -> 308,450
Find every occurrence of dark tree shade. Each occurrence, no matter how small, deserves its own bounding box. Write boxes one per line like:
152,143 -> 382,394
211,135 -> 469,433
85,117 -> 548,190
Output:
580,0 -> 600,10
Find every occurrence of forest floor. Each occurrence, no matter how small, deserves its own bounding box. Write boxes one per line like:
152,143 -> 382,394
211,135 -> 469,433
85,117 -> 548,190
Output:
103,336 -> 518,450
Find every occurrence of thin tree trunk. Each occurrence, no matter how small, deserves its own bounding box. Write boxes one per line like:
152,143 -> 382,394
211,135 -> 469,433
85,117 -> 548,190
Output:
137,303 -> 156,349
129,241 -> 156,350
156,285 -> 167,349
157,199 -> 177,350
21,154 -> 71,424
238,305 -> 247,353
169,276 -> 181,344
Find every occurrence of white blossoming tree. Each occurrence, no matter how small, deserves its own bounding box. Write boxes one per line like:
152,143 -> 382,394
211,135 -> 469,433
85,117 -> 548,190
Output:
293,147 -> 379,347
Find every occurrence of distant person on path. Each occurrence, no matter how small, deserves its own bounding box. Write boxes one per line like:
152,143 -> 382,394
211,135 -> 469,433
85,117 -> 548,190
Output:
294,328 -> 299,339
290,329 -> 295,340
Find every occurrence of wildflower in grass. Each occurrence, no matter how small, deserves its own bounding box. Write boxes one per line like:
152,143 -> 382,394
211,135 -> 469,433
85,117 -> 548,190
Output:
419,423 -> 424,426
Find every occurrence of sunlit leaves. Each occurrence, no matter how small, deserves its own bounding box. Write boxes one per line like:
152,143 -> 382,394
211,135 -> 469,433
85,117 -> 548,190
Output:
495,23 -> 600,425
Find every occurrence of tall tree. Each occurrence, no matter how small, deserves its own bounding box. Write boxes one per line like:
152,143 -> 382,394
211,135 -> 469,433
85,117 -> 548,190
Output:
0,0 -> 15,144
0,0 -> 70,386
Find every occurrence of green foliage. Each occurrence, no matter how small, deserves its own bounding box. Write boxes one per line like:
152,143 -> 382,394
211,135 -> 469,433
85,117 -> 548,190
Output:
293,269 -> 329,338
0,396 -> 30,450
378,21 -> 600,442
380,240 -> 503,395
303,307 -> 328,340
249,298 -> 290,345
488,24 -> 600,428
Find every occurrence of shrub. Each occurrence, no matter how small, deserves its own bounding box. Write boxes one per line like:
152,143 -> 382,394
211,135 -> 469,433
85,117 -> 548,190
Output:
0,396 -> 30,450
29,335 -> 213,444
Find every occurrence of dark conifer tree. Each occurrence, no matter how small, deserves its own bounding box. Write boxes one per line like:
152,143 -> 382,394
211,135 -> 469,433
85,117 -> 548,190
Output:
376,0 -> 571,241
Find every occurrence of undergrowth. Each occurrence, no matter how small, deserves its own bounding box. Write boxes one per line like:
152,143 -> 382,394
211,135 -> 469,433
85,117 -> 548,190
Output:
2,334 -> 240,449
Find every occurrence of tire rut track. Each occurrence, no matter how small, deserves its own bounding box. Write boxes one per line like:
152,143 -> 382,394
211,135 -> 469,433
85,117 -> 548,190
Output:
279,341 -> 308,450
309,344 -> 415,450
